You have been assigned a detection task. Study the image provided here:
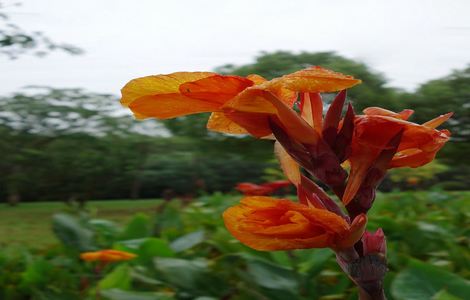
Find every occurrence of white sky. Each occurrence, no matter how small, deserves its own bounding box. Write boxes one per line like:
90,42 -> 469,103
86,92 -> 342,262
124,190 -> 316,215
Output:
2,0 -> 470,95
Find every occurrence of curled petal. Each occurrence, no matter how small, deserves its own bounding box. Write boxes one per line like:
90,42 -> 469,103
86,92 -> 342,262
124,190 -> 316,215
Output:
223,197 -> 360,251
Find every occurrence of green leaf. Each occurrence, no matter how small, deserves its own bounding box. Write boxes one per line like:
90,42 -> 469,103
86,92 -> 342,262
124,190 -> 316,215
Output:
52,213 -> 95,251
131,270 -> 163,286
139,238 -> 175,262
101,288 -> 174,300
119,214 -> 152,240
391,259 -> 470,300
99,264 -> 132,290
170,230 -> 205,253
154,257 -> 229,297
296,248 -> 334,275
245,259 -> 298,293
20,259 -> 53,288
432,290 -> 464,300
269,251 -> 292,267
154,257 -> 208,291
115,238 -> 175,261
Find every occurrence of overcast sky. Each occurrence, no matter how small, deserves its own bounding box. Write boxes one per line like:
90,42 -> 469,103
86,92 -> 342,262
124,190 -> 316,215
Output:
2,0 -> 470,95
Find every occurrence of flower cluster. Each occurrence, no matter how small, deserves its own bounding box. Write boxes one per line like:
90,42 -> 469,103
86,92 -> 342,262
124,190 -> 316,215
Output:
121,66 -> 451,298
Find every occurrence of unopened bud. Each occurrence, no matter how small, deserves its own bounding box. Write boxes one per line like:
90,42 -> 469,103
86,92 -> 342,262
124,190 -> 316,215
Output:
362,228 -> 386,256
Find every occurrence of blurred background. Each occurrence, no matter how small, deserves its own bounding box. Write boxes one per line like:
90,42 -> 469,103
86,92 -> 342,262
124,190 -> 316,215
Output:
0,1 -> 469,299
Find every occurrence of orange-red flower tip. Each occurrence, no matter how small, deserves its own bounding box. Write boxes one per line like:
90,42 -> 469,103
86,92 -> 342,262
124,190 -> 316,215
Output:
223,197 -> 364,251
80,250 -> 136,263
343,108 -> 452,204
422,112 -> 453,129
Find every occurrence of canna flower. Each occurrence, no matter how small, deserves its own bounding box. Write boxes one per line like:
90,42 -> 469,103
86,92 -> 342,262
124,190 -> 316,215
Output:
342,108 -> 452,205
80,249 -> 136,263
223,196 -> 366,251
236,180 -> 291,196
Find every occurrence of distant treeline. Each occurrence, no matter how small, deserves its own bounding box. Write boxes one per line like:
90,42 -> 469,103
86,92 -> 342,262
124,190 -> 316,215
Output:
1,52 -> 468,204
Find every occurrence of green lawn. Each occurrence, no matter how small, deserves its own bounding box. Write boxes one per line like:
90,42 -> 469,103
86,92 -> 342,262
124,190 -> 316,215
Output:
0,199 -> 163,247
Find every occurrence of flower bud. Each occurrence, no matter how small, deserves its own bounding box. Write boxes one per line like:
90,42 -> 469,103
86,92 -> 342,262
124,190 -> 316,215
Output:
362,228 -> 386,256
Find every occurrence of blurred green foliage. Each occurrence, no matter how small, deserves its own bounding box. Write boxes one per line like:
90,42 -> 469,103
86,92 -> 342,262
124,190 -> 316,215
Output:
0,191 -> 468,299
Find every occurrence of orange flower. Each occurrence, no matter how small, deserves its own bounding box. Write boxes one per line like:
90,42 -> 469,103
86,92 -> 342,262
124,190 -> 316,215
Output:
236,180 -> 291,196
342,108 -> 452,205
223,196 -> 366,251
120,67 -> 361,139
80,249 -> 136,263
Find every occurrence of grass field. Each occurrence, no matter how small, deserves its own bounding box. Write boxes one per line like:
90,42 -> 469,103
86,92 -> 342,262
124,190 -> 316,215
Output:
1,191 -> 469,248
0,199 -> 164,247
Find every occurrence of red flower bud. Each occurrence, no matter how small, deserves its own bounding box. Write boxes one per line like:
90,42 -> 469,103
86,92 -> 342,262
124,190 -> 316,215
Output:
362,228 -> 386,256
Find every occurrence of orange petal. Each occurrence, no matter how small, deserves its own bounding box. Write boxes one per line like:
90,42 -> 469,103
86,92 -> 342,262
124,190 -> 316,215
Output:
342,161 -> 372,205
274,66 -> 361,93
223,88 -> 318,143
363,107 -> 414,120
300,93 -> 314,126
422,112 -> 453,129
179,74 -> 253,103
266,92 -> 319,144
121,72 -> 214,106
247,74 -> 268,85
310,93 -> 324,134
128,94 -> 221,119
223,110 -> 273,137
274,142 -> 301,185
336,214 -> 367,249
236,183 -> 272,196
206,112 -> 249,135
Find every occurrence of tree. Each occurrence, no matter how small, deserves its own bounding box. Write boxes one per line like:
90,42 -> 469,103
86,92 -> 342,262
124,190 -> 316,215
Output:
0,1 -> 82,59
0,88 -> 165,204
403,65 -> 470,185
